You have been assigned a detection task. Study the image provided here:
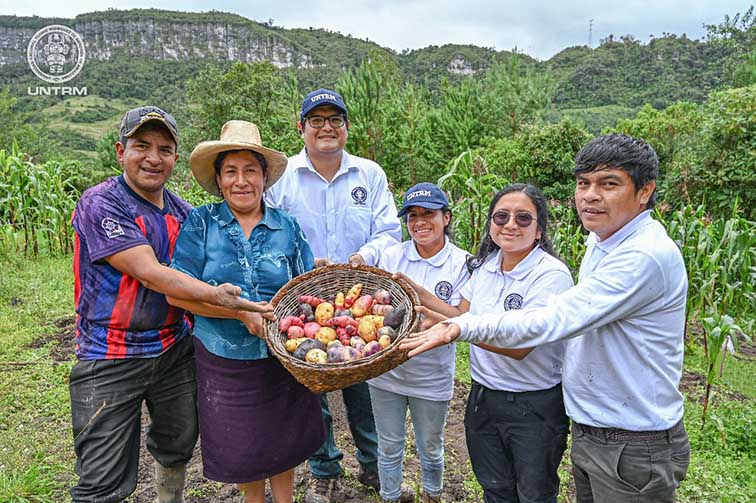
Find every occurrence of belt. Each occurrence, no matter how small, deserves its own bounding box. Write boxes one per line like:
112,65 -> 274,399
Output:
574,420 -> 682,442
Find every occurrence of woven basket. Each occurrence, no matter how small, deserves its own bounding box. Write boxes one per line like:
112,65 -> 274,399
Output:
265,264 -> 420,393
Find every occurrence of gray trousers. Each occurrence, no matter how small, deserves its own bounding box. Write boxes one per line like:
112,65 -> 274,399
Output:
571,420 -> 690,503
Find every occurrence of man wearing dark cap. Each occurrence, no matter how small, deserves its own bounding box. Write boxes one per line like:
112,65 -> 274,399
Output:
69,106 -> 272,503
266,89 -> 402,502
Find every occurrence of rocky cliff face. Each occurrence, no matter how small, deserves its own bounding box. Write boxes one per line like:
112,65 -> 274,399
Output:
0,17 -> 316,68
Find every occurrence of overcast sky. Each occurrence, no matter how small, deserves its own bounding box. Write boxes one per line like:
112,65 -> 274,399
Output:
2,1 -> 752,60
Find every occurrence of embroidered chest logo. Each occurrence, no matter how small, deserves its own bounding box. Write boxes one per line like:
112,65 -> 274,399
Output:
351,186 -> 368,205
504,293 -> 523,311
434,281 -> 453,301
101,217 -> 125,239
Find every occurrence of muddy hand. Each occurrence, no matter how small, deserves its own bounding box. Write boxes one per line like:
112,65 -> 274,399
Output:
400,321 -> 462,357
348,254 -> 366,267
215,284 -> 275,320
415,305 -> 448,330
238,311 -> 265,337
314,257 -> 333,268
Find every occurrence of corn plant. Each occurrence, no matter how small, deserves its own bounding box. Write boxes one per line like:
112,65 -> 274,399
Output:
438,151 -> 510,253
662,202 -> 756,336
700,312 -> 750,441
548,202 -> 586,273
0,145 -> 79,257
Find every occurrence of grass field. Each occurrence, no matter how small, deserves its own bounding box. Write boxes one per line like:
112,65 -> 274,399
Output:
1,254 -> 754,502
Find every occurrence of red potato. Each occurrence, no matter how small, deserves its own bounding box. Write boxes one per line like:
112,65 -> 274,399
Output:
279,315 -> 304,333
328,316 -> 359,329
351,295 -> 373,317
303,322 -> 321,339
287,325 -> 305,339
371,304 -> 394,316
374,289 -> 392,305
299,295 -> 328,308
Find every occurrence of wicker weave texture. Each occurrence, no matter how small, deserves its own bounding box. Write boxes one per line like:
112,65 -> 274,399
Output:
265,264 -> 419,393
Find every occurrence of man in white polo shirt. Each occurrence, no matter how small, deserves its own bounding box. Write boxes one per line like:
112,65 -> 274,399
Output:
402,133 -> 690,503
266,88 -> 402,503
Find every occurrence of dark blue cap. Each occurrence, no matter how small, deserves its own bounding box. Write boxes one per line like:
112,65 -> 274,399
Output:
397,182 -> 450,217
300,88 -> 348,120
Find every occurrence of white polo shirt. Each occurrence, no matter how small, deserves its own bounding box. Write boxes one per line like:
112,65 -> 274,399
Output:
369,238 -> 470,401
453,211 -> 688,430
463,246 -> 573,392
265,149 -> 402,265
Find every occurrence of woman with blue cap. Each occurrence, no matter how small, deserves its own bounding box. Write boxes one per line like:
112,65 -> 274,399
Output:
369,182 -> 470,503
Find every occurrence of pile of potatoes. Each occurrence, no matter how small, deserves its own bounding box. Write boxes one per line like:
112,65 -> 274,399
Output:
278,283 -> 406,364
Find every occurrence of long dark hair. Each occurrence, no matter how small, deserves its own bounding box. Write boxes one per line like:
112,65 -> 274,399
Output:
466,183 -> 559,272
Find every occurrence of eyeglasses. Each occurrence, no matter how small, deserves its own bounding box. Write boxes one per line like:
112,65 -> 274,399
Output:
491,210 -> 535,227
304,114 -> 347,129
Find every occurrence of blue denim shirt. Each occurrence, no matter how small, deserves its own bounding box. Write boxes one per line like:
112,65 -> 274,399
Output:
171,201 -> 314,360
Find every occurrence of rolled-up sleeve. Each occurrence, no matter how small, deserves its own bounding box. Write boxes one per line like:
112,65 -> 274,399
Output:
170,209 -> 207,280
357,170 -> 402,265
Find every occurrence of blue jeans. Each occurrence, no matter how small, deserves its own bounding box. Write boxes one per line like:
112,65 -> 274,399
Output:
308,381 -> 379,478
369,385 -> 449,501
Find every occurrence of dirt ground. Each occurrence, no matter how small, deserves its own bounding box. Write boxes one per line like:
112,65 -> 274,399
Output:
123,382 -> 477,503
42,314 -> 748,502
38,316 -> 479,503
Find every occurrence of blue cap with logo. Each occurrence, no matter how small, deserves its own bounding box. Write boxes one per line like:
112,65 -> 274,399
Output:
300,88 -> 348,120
397,182 -> 450,217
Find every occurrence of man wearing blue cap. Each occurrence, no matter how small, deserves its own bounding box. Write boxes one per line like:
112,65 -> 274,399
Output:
266,88 -> 402,502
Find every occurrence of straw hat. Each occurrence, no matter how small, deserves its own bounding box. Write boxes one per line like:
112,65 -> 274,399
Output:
189,120 -> 288,197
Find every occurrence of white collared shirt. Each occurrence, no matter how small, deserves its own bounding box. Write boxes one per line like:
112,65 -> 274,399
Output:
369,238 -> 470,401
265,149 -> 402,265
452,211 -> 688,430
463,246 -> 573,392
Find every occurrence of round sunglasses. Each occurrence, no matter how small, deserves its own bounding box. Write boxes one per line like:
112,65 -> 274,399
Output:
491,210 -> 535,227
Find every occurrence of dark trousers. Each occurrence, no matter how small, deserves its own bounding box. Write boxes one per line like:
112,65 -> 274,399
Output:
308,381 -> 379,478
464,381 -> 569,503
69,336 -> 198,503
571,420 -> 690,503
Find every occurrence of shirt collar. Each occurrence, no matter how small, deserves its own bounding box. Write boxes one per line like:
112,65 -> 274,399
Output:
592,210 -> 653,254
295,148 -> 359,179
483,246 -> 547,280
405,237 -> 452,266
217,200 -> 283,230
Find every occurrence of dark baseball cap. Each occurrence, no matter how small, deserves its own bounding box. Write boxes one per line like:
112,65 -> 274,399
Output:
119,106 -> 179,144
300,88 -> 348,120
397,182 -> 450,217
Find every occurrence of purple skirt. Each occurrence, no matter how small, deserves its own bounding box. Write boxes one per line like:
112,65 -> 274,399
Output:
194,338 -> 325,483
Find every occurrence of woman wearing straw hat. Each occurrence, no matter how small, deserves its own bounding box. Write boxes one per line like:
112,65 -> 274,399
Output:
167,120 -> 325,503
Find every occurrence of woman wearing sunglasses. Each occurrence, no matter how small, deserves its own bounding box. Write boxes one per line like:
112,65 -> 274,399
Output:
408,183 -> 573,503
